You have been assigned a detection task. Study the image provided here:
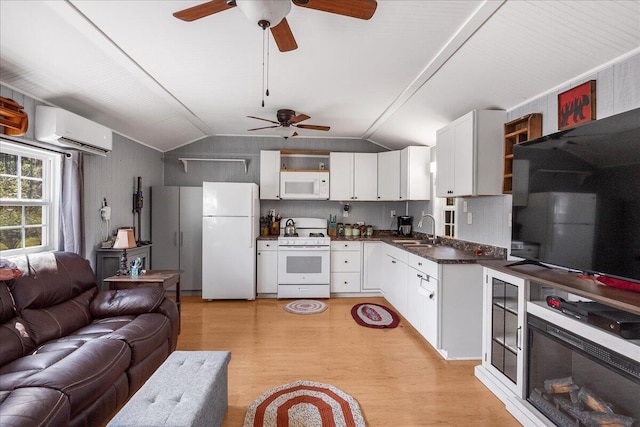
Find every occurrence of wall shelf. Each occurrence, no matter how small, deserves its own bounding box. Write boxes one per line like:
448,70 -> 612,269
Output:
502,113 -> 542,194
178,157 -> 247,174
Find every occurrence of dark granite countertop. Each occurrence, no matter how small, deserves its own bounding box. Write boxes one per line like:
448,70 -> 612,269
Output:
258,231 -> 506,264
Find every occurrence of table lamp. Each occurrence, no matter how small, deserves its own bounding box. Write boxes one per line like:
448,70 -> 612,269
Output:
112,228 -> 137,275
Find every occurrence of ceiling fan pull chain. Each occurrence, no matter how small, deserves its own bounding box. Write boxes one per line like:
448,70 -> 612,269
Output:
265,28 -> 271,98
261,27 -> 266,107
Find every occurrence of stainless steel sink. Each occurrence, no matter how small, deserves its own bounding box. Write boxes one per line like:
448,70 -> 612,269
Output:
391,239 -> 421,244
403,242 -> 439,248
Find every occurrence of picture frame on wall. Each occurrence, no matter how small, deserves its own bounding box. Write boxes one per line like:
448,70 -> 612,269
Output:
557,80 -> 596,130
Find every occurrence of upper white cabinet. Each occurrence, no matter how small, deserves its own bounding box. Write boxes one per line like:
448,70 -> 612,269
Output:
435,110 -> 506,197
260,150 -> 280,200
400,146 -> 431,200
377,151 -> 401,201
329,152 -> 377,201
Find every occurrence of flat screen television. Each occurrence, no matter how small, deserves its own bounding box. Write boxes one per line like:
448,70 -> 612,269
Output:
511,107 -> 640,284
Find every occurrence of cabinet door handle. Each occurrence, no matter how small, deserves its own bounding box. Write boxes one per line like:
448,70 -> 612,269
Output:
516,326 -> 522,351
418,262 -> 422,266
429,292 -> 435,300
391,260 -> 396,264
258,252 -> 261,255
266,244 -> 270,247
344,260 -> 348,263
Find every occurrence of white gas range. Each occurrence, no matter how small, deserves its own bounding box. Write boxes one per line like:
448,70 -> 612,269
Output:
277,218 -> 330,299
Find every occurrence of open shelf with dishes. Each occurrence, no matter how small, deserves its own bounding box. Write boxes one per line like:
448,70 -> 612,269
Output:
502,113 -> 542,194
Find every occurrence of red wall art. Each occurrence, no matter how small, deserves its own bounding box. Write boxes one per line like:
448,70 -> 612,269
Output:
557,80 -> 596,130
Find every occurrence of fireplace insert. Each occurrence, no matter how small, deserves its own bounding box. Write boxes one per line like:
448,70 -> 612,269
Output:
527,314 -> 640,427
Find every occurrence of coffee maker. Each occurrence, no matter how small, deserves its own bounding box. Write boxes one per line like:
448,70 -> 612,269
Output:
397,216 -> 413,236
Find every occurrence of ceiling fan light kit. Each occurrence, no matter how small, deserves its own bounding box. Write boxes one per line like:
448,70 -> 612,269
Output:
235,0 -> 291,28
173,0 -> 378,52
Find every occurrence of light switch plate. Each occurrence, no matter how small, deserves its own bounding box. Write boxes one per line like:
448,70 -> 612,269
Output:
467,212 -> 473,225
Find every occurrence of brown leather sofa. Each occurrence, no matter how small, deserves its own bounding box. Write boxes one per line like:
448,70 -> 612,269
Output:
0,252 -> 179,427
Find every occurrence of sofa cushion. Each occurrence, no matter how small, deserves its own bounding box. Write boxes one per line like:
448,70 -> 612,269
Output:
0,283 -> 37,366
104,313 -> 172,365
9,252 -> 98,345
0,338 -> 131,417
90,286 -> 165,318
0,387 -> 70,427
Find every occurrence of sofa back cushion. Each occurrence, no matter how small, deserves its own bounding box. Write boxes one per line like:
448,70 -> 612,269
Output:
0,281 -> 37,365
8,252 -> 98,345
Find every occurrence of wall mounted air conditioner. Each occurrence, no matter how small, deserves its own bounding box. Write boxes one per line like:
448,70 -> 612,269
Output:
35,106 -> 112,156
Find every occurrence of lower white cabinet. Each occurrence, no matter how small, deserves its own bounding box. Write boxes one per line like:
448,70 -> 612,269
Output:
382,245 -> 484,360
362,242 -> 384,291
330,241 -> 362,293
257,240 -> 278,294
476,267 -> 527,398
407,254 -> 439,349
382,244 -> 408,312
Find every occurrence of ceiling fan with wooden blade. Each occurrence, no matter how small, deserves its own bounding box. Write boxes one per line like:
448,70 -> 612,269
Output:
247,109 -> 330,136
173,0 -> 377,52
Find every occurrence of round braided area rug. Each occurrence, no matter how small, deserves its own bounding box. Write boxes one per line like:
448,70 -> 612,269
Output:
243,380 -> 366,427
350,303 -> 400,329
283,300 -> 328,315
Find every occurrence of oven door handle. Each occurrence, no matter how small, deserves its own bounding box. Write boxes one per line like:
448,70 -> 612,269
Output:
278,246 -> 330,251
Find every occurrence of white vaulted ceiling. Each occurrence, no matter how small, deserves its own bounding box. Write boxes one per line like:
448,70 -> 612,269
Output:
1,1 -> 639,152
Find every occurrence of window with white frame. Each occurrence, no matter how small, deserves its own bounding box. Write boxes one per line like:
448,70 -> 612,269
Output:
443,197 -> 456,237
0,141 -> 61,254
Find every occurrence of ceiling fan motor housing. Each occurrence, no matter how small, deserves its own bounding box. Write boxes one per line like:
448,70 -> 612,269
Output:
277,109 -> 296,125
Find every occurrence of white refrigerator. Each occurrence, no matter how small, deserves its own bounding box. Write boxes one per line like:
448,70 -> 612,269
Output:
202,182 -> 259,300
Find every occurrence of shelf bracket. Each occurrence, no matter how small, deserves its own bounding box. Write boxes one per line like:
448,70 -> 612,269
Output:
178,158 -> 248,174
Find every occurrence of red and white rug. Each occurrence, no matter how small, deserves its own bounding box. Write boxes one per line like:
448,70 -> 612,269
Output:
283,300 -> 328,315
350,303 -> 400,329
243,380 -> 366,427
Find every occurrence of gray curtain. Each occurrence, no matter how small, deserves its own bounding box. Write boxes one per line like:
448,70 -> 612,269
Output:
60,151 -> 84,254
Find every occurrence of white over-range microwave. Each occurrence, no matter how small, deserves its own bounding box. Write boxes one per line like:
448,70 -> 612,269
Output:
279,171 -> 330,200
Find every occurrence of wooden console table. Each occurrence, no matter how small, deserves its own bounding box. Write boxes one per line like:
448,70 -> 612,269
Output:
104,270 -> 182,329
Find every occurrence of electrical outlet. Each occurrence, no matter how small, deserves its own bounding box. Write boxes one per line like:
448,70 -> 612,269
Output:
508,212 -> 512,227
463,200 -> 468,213
467,212 -> 473,225
391,210 -> 396,218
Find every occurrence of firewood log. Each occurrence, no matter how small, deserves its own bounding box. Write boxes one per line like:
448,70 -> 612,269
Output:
544,376 -> 578,394
578,387 -> 614,414
586,412 -> 634,427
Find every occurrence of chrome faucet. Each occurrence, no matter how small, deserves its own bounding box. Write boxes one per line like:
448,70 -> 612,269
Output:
417,214 -> 437,243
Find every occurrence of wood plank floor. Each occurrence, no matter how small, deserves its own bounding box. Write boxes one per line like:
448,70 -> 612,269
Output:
177,296 -> 520,426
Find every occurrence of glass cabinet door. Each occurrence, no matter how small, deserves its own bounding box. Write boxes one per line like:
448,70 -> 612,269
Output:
491,277 -> 520,384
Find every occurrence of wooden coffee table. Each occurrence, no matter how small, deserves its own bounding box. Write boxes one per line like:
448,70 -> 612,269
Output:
104,270 -> 182,327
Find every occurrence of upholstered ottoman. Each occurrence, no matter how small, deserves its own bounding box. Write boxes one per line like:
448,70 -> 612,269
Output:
108,351 -> 231,427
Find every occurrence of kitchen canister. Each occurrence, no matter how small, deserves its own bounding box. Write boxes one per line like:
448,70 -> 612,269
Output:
344,224 -> 352,237
366,225 -> 374,237
352,226 -> 360,237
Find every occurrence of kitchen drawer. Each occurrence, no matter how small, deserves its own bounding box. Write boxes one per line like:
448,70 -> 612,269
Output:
331,251 -> 361,272
278,284 -> 330,299
408,253 -> 438,279
331,241 -> 362,251
331,272 -> 361,293
257,240 -> 278,251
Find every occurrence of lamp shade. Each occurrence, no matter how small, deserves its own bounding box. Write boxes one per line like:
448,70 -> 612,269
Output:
113,228 -> 136,249
236,0 -> 291,27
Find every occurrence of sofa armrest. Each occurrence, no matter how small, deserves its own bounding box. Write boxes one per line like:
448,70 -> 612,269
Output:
90,287 -> 164,318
